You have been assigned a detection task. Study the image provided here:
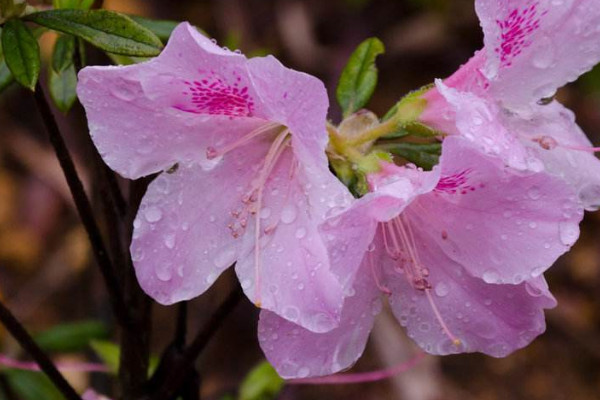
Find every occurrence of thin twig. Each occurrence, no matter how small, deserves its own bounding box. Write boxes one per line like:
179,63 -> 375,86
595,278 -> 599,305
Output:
0,300 -> 82,400
33,82 -> 129,325
148,285 -> 243,400
174,302 -> 188,350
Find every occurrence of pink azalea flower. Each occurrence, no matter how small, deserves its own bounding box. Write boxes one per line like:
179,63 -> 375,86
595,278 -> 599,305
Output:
82,390 -> 112,400
258,136 -> 582,378
421,0 -> 600,210
77,23 -> 352,332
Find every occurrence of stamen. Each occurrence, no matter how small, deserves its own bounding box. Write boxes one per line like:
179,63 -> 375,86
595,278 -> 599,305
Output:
206,122 -> 279,159
253,129 -> 291,307
533,136 -> 600,153
368,244 -> 391,295
384,216 -> 461,346
425,290 -> 462,346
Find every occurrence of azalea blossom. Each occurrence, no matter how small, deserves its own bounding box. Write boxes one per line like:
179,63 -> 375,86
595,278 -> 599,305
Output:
77,22 -> 352,332
259,136 -> 581,378
420,0 -> 600,210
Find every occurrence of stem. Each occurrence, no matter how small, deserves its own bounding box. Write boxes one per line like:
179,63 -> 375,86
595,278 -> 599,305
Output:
118,178 -> 154,399
346,118 -> 398,147
0,300 -> 82,400
33,82 -> 130,326
148,285 -> 243,400
174,302 -> 188,350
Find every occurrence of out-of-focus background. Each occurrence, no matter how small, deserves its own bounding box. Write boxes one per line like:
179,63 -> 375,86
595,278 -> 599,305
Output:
1,0 -> 600,399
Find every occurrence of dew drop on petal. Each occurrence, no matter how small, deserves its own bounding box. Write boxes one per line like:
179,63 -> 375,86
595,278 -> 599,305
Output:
283,306 -> 300,322
214,248 -> 236,269
295,227 -> 307,239
558,221 -> 579,246
280,204 -> 297,224
434,282 -> 449,297
155,264 -> 172,282
483,269 -> 501,284
144,206 -> 163,223
164,233 -> 176,249
297,367 -> 310,378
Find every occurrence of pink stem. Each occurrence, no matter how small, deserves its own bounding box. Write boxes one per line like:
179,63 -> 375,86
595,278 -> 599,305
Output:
0,354 -> 109,373
288,352 -> 426,385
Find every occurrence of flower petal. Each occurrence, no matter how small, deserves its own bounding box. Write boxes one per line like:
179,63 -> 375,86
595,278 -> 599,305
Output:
476,0 -> 600,109
130,142 -> 267,305
77,22 -> 269,179
258,259 -> 380,378
506,101 -> 600,211
234,149 -> 345,333
409,136 -> 582,284
386,224 -> 556,357
320,164 -> 439,291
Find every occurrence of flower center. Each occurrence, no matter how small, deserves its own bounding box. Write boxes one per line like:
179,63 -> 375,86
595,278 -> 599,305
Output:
381,216 -> 461,346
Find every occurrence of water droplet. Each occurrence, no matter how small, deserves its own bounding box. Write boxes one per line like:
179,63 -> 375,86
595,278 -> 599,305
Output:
177,265 -> 185,278
144,206 -> 163,222
283,306 -> 299,322
297,367 -> 310,378
164,233 -> 176,249
241,279 -> 252,290
214,248 -> 236,269
531,36 -> 555,69
155,264 -> 172,281
419,323 -> 430,332
206,272 -> 217,284
434,282 -> 449,297
295,227 -> 307,239
280,204 -> 297,224
208,215 -> 216,223
297,283 -> 305,290
528,222 -> 537,229
111,84 -> 136,102
527,187 -> 541,200
483,269 -> 501,283
131,246 -> 144,262
260,207 -> 272,219
558,222 -> 579,246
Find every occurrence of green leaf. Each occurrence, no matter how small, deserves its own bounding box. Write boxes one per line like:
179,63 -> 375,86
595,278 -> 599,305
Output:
90,340 -> 160,376
379,142 -> 441,170
128,16 -> 179,42
0,28 -> 14,93
336,37 -> 384,118
53,0 -> 94,9
1,19 -> 40,91
238,361 -> 284,400
52,34 -> 75,72
106,52 -> 150,65
25,10 -> 164,56
4,370 -> 64,400
90,340 -> 120,374
34,320 -> 107,353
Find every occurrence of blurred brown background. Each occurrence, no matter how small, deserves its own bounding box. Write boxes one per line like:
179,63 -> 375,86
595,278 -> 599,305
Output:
1,0 -> 600,399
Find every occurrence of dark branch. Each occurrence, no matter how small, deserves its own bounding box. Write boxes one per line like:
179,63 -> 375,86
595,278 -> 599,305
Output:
0,300 -> 82,400
33,82 -> 129,325
148,284 -> 243,400
174,302 -> 188,350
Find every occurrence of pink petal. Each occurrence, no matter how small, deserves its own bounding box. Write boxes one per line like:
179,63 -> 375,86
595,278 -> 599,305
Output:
505,101 -> 600,211
409,136 -> 582,284
77,23 -> 267,179
258,259 -> 380,378
248,56 -> 329,151
476,0 -> 600,109
320,164 -> 439,291
235,149 -> 346,333
130,141 -> 267,305
385,225 -> 556,357
429,80 -> 536,171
